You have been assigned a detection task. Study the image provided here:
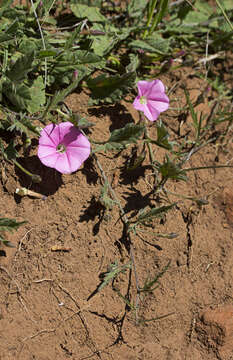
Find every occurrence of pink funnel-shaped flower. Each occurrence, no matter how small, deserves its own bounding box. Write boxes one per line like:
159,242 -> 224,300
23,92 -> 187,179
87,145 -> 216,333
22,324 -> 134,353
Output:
38,122 -> 91,174
133,79 -> 169,122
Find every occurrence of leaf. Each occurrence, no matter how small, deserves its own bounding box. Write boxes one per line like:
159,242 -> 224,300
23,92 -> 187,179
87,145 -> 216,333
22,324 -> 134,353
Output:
177,1 -> 192,21
3,81 -> 32,110
7,116 -> 41,137
0,140 -> 19,161
87,71 -> 136,104
0,217 -> 26,247
44,75 -> 85,115
97,261 -> 131,292
19,37 -> 40,54
38,49 -> 58,58
158,155 -> 187,181
6,51 -> 35,82
126,54 -> 140,73
134,203 -> 177,224
99,180 -> 114,210
0,218 -> 26,232
149,0 -> 169,33
141,260 -> 171,292
129,36 -> 170,55
64,23 -> 83,50
127,0 -> 148,18
109,123 -> 144,144
25,76 -> 46,113
156,122 -> 172,149
71,3 -> 106,22
92,142 -> 124,153
93,123 -> 144,153
49,50 -> 105,85
90,23 -> 132,57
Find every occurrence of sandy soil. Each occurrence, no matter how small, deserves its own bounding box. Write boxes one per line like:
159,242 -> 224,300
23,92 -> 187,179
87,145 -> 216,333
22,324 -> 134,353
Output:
0,66 -> 232,360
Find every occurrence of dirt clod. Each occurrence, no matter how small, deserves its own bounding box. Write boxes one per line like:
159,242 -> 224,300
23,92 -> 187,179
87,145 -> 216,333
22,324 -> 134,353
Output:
196,305 -> 233,360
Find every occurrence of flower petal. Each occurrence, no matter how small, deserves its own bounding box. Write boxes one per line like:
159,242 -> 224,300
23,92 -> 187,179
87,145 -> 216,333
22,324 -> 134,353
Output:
146,103 -> 161,121
149,79 -> 166,95
137,80 -> 154,97
143,104 -> 157,122
56,122 -> 76,145
66,146 -> 90,168
37,122 -> 91,174
39,123 -> 61,147
38,145 -> 56,159
148,98 -> 169,113
54,153 -> 72,174
37,145 -> 59,168
55,130 -> 90,174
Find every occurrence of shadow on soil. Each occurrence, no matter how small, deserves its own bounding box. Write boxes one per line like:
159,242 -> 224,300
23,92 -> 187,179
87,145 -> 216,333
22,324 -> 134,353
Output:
15,155 -> 63,197
88,103 -> 133,132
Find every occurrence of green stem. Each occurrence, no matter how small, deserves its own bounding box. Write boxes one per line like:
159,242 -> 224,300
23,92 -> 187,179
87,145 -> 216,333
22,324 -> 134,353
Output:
164,189 -> 208,204
143,0 -> 158,39
14,160 -> 42,183
184,164 -> 233,172
139,113 -> 155,165
56,109 -> 70,120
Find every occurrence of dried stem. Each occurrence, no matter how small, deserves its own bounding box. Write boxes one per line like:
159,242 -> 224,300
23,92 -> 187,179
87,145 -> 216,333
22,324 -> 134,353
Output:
94,154 -> 141,323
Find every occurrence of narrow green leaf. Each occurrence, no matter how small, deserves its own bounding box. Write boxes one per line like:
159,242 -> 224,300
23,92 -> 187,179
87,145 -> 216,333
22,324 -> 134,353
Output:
64,23 -> 83,50
141,260 -> 171,292
184,88 -> 198,128
98,262 -> 131,292
135,203 -> 176,224
38,50 -> 58,58
149,0 -> 169,34
0,218 -> 26,232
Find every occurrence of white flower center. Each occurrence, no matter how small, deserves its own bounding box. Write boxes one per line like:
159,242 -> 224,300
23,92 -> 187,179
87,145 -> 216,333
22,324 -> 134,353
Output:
57,144 -> 66,153
140,95 -> 147,105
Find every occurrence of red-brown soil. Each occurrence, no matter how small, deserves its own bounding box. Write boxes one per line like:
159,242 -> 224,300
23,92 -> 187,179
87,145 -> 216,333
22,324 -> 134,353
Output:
0,66 -> 232,360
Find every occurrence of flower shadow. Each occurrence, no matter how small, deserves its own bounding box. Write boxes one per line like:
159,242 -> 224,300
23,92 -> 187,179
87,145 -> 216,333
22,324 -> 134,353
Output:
79,195 -> 105,235
15,155 -> 63,198
88,103 -> 133,132
81,156 -> 99,185
122,187 -> 153,218
119,149 -> 150,186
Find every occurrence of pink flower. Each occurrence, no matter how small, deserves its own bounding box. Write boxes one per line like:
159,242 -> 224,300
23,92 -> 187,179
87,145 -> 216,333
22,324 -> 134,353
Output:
38,122 -> 91,174
133,80 -> 169,121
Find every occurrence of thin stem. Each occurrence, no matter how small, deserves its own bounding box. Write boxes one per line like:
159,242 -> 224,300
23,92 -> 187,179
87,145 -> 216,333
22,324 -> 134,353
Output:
163,189 -> 208,204
94,154 -> 141,323
94,154 -> 128,223
139,113 -> 156,164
